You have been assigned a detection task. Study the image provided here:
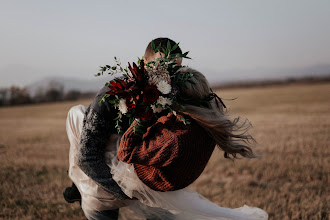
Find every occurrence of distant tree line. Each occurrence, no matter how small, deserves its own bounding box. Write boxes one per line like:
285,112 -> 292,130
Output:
0,81 -> 95,107
212,75 -> 330,90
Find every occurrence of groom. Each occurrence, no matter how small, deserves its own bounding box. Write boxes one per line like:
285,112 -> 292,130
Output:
64,38 -> 183,219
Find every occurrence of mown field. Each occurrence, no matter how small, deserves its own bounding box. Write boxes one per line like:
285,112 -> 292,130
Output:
0,82 -> 329,220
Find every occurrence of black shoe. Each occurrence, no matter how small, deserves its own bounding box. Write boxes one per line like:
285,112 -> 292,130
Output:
63,183 -> 81,203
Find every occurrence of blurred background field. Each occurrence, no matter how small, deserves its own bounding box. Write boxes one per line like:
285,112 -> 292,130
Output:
0,82 -> 329,220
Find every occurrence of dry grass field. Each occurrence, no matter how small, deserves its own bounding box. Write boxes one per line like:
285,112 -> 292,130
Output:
0,82 -> 329,220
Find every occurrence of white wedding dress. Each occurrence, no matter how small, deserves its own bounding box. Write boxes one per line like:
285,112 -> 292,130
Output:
67,105 -> 268,219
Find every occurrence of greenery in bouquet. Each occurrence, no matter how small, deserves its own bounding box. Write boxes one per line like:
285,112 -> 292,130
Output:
96,41 -> 193,135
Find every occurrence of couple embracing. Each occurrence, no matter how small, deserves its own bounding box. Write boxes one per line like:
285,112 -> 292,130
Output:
64,37 -> 268,220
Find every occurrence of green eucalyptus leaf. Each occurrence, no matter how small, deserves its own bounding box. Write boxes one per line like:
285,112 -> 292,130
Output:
135,127 -> 145,135
172,43 -> 178,51
151,40 -> 156,52
129,117 -> 134,125
156,44 -> 161,52
167,40 -> 171,52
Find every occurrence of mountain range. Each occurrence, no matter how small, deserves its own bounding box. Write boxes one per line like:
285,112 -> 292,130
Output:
24,63 -> 330,96
25,75 -> 114,96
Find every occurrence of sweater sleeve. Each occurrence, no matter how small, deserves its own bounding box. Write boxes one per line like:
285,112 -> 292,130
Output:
118,114 -> 188,167
76,86 -> 129,200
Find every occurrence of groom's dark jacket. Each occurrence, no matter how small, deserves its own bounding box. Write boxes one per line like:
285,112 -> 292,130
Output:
76,86 -> 129,200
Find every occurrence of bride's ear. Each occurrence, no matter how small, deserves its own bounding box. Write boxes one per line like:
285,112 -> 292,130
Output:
176,57 -> 183,66
143,53 -> 154,64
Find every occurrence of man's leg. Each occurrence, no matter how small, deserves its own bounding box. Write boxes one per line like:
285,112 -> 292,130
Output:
83,208 -> 119,220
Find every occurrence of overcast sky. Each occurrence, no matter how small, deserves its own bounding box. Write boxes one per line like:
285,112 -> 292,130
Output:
1,0 -> 330,87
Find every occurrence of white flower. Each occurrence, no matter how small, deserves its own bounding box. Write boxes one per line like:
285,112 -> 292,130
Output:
118,98 -> 128,114
157,96 -> 173,107
157,80 -> 171,94
151,104 -> 163,113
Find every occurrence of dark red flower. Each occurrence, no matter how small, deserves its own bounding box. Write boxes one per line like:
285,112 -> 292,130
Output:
141,108 -> 153,120
126,96 -> 137,110
128,60 -> 146,83
136,105 -> 154,120
124,80 -> 136,92
143,85 -> 159,104
106,78 -> 127,95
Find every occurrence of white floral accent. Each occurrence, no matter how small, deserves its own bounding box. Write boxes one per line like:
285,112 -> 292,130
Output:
146,68 -> 171,85
156,80 -> 171,94
118,99 -> 128,114
157,96 -> 173,107
151,104 -> 163,113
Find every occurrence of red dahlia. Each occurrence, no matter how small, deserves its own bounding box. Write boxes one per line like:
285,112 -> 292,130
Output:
143,85 -> 159,104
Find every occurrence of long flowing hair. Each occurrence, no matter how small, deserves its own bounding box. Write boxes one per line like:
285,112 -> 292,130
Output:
178,67 -> 257,159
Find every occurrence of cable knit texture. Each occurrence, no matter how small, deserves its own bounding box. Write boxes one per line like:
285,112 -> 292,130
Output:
76,86 -> 130,200
118,113 -> 216,192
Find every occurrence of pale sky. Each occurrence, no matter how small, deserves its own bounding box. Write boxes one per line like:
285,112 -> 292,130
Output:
1,0 -> 330,87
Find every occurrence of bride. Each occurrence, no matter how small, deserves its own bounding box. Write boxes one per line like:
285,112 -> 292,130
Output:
66,38 -> 268,219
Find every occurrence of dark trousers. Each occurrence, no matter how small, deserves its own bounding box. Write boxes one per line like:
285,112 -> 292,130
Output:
83,208 -> 174,220
84,209 -> 119,220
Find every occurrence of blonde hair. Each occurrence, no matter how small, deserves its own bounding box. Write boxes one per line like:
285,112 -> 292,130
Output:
178,67 -> 256,159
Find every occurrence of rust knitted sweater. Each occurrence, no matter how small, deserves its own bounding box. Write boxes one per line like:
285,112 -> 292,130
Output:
118,113 -> 216,192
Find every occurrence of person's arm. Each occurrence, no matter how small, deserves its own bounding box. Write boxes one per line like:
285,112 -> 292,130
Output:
76,86 -> 129,200
118,114 -> 189,167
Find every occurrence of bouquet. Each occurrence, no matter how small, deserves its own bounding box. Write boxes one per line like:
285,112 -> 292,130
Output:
96,41 -> 193,135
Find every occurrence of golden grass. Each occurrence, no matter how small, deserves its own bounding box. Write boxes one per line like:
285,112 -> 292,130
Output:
0,83 -> 329,220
